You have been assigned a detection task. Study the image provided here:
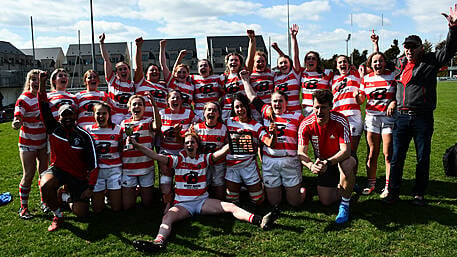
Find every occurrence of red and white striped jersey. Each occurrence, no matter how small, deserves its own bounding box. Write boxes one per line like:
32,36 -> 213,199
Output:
106,73 -> 135,116
14,91 -> 47,149
120,117 -> 154,176
47,90 -> 77,120
194,121 -> 227,164
191,74 -> 224,112
361,71 -> 396,116
261,104 -> 304,157
226,116 -> 268,166
160,108 -> 199,152
331,70 -> 361,116
250,69 -> 275,104
168,77 -> 194,110
300,69 -> 333,107
75,90 -> 109,127
274,69 -> 301,112
221,73 -> 245,112
298,111 -> 351,160
84,124 -> 122,169
135,74 -> 168,114
167,150 -> 213,203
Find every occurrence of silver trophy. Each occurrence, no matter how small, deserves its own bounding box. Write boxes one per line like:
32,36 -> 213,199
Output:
124,123 -> 134,150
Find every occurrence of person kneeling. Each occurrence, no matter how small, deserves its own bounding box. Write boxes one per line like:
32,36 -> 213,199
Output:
130,132 -> 278,252
297,89 -> 356,224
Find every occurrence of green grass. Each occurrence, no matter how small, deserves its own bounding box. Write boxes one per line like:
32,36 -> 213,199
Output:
2,82 -> 457,256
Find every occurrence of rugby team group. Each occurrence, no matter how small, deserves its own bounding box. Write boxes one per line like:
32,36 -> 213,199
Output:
11,4 -> 457,253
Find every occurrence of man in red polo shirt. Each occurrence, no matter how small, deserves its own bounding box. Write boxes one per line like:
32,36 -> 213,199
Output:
298,89 -> 356,224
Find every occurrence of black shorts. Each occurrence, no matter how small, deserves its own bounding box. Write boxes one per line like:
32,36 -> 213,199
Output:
317,164 -> 339,187
41,166 -> 89,203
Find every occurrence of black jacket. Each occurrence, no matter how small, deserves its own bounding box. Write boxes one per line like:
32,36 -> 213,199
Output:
393,25 -> 457,112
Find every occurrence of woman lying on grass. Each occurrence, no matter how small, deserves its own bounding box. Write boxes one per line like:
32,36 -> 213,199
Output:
130,132 -> 278,253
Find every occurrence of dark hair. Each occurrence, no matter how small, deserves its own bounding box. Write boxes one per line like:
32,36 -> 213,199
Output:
231,93 -> 252,120
312,89 -> 333,107
334,55 -> 351,76
305,51 -> 323,73
366,52 -> 387,71
198,59 -> 213,75
203,101 -> 223,123
277,55 -> 293,73
145,63 -> 161,73
93,102 -> 115,129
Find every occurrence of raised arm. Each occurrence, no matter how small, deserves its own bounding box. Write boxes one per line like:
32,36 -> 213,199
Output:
246,29 -> 256,73
239,70 -> 257,103
37,71 -> 57,132
371,30 -> 379,53
211,144 -> 230,163
271,42 -> 285,57
146,92 -> 162,131
134,37 -> 145,83
290,24 -> 301,72
99,33 -> 113,79
159,40 -> 171,81
171,49 -> 188,76
131,137 -> 169,164
437,4 -> 457,64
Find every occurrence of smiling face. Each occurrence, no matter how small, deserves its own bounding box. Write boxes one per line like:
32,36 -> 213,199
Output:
174,66 -> 189,82
370,54 -> 386,75
198,60 -> 211,77
336,56 -> 349,75
146,65 -> 160,82
184,134 -> 199,157
204,102 -> 220,126
404,44 -> 423,63
28,73 -> 39,94
233,99 -> 248,121
59,110 -> 76,128
227,55 -> 241,74
85,71 -> 100,91
115,63 -> 130,81
277,56 -> 291,74
54,71 -> 68,91
313,98 -> 331,125
129,97 -> 145,120
94,104 -> 110,128
271,92 -> 287,115
167,91 -> 183,111
305,53 -> 318,72
254,55 -> 266,72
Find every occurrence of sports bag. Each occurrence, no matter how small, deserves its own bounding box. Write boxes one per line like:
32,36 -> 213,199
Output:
443,143 -> 457,177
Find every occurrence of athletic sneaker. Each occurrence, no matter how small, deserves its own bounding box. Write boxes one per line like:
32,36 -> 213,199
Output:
133,239 -> 166,253
40,202 -> 51,214
260,209 -> 280,230
18,207 -> 33,220
411,195 -> 426,206
362,186 -> 375,195
335,204 -> 350,224
48,216 -> 64,232
380,188 -> 389,199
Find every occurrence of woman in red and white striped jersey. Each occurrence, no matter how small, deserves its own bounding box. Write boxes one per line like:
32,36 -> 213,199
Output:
120,94 -> 161,210
240,70 -> 306,208
221,52 -> 246,120
225,93 -> 276,206
360,50 -> 396,197
191,59 -> 224,120
84,102 -> 122,213
130,132 -> 278,252
99,33 -> 135,125
47,68 -> 76,120
270,24 -> 302,114
76,70 -> 109,128
331,55 -> 365,157
193,101 -> 227,200
12,69 -> 49,219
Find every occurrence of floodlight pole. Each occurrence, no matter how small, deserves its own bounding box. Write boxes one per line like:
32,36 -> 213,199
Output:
90,0 -> 96,71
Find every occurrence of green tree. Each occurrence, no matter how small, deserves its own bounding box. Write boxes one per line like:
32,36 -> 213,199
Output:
384,39 -> 400,61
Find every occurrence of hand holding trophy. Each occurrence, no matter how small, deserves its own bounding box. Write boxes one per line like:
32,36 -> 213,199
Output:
124,123 -> 135,150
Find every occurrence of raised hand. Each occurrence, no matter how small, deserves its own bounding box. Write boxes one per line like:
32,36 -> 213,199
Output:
98,33 -> 105,43
370,30 -> 379,44
160,39 -> 167,48
239,70 -> 249,81
271,42 -> 279,49
135,37 -> 144,46
247,29 -> 255,39
442,4 -> 457,26
290,24 -> 299,37
179,49 -> 187,56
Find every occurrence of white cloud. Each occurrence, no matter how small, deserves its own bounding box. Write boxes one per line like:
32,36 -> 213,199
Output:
399,0 -> 452,34
349,13 -> 391,29
0,29 -> 26,48
342,0 -> 396,11
259,1 -> 331,22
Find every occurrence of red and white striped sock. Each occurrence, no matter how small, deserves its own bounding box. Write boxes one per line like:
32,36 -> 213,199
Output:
384,179 -> 389,190
19,184 -> 31,209
154,234 -> 165,244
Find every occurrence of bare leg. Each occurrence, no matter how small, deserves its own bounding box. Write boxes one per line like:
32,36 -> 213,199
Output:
382,132 -> 393,185
92,191 -> 106,213
201,198 -> 253,222
122,187 -> 137,210
366,131 -> 381,181
109,189 -> 122,212
156,206 -> 191,241
140,186 -> 154,208
285,184 -> 306,207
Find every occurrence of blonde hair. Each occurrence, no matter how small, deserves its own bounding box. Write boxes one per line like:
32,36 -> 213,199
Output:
83,69 -> 100,89
23,69 -> 41,93
127,94 -> 146,109
50,68 -> 68,90
224,52 -> 244,74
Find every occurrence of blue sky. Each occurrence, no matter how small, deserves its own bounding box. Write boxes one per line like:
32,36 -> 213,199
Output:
0,0 -> 455,63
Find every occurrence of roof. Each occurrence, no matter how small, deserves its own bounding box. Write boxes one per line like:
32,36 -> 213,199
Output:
206,35 -> 266,49
20,47 -> 63,60
66,42 -> 128,56
0,41 -> 25,55
141,38 -> 197,52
